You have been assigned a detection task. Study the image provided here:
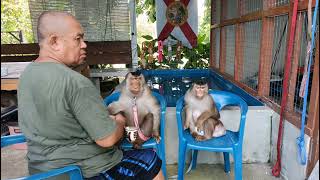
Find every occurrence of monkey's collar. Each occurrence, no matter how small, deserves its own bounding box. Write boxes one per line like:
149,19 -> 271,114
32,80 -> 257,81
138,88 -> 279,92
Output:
132,96 -> 137,106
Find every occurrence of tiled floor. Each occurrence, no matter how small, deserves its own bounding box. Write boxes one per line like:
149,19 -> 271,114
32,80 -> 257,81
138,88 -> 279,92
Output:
1,147 -> 282,180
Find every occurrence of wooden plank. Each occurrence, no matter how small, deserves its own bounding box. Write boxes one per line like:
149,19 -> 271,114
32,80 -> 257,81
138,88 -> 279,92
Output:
306,32 -> 319,177
263,5 -> 290,17
219,1 -> 226,73
1,43 -> 39,54
258,17 -> 274,96
262,97 -> 312,136
1,41 -> 132,65
210,28 -> 216,68
209,0 -> 217,69
1,79 -> 19,91
1,55 -> 38,62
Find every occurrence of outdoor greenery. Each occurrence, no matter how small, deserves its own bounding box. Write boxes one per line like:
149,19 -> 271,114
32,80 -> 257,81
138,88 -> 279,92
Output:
1,0 -> 34,44
1,0 -> 211,69
136,0 -> 211,69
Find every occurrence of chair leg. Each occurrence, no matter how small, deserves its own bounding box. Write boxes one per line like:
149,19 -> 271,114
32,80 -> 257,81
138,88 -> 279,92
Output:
191,150 -> 198,170
159,142 -> 167,179
223,152 -> 230,173
233,151 -> 242,180
178,142 -> 187,180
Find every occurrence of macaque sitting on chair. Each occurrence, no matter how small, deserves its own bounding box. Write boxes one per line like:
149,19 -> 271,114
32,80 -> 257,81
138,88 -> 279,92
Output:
184,80 -> 226,141
107,71 -> 160,149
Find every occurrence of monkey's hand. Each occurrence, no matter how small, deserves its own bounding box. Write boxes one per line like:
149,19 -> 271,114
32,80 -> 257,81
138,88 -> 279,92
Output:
152,132 -> 161,144
107,102 -> 124,115
184,121 -> 190,130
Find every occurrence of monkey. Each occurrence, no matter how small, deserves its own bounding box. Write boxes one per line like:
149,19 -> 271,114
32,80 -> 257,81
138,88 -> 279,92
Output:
184,80 -> 226,141
107,71 -> 161,149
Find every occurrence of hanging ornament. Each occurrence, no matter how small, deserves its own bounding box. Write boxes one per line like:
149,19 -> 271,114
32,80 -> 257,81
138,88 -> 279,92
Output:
168,38 -> 172,61
176,41 -> 183,61
140,42 -> 147,68
148,43 -> 154,63
158,40 -> 164,63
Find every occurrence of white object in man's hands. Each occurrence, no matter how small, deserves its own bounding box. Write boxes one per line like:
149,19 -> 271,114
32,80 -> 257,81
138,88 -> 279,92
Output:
125,126 -> 138,143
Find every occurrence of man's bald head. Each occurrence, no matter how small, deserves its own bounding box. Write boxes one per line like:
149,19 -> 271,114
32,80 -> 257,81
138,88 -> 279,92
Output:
37,11 -> 79,44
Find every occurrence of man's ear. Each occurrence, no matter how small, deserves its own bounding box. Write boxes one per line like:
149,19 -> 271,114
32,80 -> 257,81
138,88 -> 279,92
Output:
48,34 -> 61,51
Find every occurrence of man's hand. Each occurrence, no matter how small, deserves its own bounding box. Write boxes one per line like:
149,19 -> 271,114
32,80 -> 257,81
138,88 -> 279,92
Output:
110,113 -> 126,126
95,113 -> 126,148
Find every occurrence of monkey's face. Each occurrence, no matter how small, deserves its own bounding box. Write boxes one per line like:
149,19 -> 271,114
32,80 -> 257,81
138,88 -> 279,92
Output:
127,73 -> 145,95
192,84 -> 208,99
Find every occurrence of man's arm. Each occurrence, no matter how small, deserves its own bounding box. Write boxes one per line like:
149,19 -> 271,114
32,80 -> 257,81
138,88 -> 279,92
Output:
95,113 -> 126,147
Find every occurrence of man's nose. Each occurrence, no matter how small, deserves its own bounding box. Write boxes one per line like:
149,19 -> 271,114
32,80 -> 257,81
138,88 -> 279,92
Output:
81,40 -> 87,49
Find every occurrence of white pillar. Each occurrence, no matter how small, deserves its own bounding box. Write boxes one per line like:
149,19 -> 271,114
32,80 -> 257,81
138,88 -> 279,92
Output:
129,0 -> 138,69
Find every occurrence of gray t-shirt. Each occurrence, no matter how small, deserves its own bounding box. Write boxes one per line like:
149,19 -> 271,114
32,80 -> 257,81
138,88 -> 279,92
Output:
18,62 -> 122,178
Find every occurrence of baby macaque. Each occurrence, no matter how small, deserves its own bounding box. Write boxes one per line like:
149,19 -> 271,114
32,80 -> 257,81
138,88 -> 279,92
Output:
184,80 -> 226,141
107,71 -> 160,149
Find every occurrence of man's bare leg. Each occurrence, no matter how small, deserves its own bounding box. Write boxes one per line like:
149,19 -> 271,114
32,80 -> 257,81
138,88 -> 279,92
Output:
153,169 -> 165,180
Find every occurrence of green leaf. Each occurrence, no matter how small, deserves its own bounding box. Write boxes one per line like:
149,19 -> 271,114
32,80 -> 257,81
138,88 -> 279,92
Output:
142,35 -> 153,40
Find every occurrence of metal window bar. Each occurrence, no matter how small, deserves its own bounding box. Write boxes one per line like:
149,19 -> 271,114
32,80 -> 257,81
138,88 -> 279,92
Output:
225,25 -> 236,77
274,0 -> 290,8
268,15 -> 289,104
215,28 -> 220,69
226,0 -> 238,20
241,20 -> 262,90
242,0 -> 262,15
215,0 -> 221,24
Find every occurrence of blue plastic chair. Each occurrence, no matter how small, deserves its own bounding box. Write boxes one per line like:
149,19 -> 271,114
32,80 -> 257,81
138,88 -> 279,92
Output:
104,91 -> 167,178
1,134 -> 83,180
176,90 -> 248,180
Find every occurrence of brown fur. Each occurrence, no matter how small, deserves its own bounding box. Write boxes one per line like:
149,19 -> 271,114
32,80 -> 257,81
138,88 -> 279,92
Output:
107,72 -> 160,148
184,82 -> 225,141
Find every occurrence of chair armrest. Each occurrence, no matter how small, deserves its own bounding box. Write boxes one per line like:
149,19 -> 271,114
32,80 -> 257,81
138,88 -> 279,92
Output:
11,165 -> 83,180
1,134 -> 26,148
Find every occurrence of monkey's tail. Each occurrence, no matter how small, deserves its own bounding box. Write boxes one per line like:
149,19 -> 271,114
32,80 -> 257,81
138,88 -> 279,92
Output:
196,110 -> 218,125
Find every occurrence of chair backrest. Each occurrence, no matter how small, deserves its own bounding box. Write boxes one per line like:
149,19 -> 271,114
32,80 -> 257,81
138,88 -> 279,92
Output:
176,90 -> 248,143
104,91 -> 167,140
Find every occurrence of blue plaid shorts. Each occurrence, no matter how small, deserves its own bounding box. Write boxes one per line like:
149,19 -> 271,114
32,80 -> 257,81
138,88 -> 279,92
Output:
87,148 -> 162,180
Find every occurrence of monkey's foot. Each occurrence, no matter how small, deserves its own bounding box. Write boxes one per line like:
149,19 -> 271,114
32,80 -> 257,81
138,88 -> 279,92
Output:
133,143 -> 142,149
191,131 -> 198,138
153,136 -> 161,144
195,135 -> 206,141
